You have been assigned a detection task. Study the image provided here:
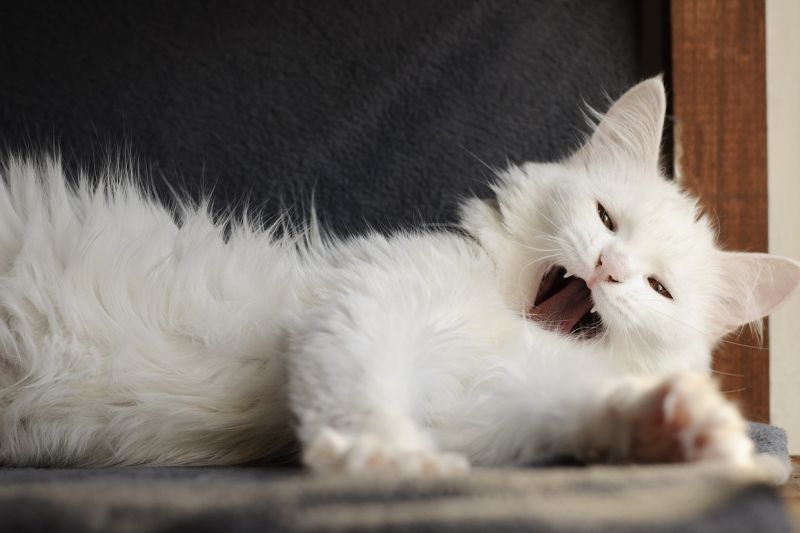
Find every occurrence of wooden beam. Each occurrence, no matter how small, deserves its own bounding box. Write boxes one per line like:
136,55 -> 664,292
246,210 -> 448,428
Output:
671,0 -> 769,422
670,0 -> 768,422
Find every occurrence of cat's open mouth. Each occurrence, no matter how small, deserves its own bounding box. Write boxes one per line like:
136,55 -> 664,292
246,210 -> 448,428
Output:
528,266 -> 603,339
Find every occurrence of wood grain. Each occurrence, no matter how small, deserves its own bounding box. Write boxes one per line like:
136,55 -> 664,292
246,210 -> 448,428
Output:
670,0 -> 768,422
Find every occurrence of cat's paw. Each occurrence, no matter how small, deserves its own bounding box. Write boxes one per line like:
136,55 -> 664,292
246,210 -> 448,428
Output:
303,427 -> 469,476
614,373 -> 754,465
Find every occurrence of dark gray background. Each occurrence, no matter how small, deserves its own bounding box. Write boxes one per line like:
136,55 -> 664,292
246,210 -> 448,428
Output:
0,0 -> 642,234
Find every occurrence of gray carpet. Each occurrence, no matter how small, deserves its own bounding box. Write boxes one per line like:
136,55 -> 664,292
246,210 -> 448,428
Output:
0,423 -> 790,532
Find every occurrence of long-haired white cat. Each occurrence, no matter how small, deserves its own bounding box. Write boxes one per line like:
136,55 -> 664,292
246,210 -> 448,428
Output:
0,78 -> 797,474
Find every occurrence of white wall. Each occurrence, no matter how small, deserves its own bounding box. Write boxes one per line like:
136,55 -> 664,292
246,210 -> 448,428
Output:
767,0 -> 800,455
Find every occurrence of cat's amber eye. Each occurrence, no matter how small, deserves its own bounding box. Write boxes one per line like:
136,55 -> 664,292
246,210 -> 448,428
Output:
648,277 -> 673,299
597,203 -> 615,232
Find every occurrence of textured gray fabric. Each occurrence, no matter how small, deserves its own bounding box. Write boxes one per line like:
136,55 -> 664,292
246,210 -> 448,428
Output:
0,426 -> 790,532
0,462 -> 790,532
0,0 -> 641,235
749,422 -> 790,468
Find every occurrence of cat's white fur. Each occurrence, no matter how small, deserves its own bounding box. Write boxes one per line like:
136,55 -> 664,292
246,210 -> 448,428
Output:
0,78 -> 797,473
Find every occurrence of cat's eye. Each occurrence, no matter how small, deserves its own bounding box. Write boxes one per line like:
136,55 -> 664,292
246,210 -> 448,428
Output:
597,203 -> 615,232
647,277 -> 673,299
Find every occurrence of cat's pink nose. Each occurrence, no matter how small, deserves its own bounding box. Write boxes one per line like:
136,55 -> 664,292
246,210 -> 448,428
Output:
587,254 -> 626,289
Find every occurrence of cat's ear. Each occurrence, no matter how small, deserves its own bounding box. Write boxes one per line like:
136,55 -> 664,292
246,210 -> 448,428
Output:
570,76 -> 666,172
711,252 -> 800,335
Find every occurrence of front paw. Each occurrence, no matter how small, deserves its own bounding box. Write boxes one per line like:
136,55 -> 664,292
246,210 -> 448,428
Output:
604,373 -> 754,465
303,426 -> 470,476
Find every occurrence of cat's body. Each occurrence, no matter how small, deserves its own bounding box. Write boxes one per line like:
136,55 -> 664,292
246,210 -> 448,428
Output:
0,78 -> 797,472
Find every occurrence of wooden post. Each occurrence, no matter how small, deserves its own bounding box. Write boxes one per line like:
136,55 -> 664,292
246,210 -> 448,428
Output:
671,0 -> 769,422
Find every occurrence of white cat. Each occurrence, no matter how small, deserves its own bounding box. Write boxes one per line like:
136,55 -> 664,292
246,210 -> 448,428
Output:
0,77 -> 796,474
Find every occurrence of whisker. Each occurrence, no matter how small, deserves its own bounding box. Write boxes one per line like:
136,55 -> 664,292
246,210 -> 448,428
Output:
459,145 -> 504,179
629,297 -> 767,351
515,253 -> 559,307
710,368 -> 745,378
720,387 -> 748,394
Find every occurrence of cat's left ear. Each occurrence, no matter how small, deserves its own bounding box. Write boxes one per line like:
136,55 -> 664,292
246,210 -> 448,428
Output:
711,252 -> 800,335
570,76 -> 666,172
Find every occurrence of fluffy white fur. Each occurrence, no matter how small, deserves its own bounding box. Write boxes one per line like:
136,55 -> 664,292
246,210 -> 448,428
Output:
0,78 -> 797,473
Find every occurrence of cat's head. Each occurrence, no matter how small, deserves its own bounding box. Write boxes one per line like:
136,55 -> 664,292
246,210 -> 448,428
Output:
463,77 -> 800,372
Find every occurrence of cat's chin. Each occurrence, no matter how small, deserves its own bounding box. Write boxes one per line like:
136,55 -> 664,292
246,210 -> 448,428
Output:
527,265 -> 603,340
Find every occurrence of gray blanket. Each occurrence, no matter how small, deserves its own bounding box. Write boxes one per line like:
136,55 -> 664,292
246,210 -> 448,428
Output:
0,423 -> 790,532
0,0 -> 640,235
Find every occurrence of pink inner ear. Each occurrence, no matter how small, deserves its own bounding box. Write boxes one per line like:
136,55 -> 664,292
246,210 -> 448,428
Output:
718,252 -> 800,329
569,77 -> 666,173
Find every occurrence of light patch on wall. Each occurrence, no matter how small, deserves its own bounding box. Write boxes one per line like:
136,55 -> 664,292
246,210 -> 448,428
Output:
767,0 -> 800,455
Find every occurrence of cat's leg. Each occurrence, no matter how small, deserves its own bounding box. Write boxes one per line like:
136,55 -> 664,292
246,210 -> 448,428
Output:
582,372 -> 754,466
286,300 -> 471,476
437,349 -> 753,468
300,417 -> 469,476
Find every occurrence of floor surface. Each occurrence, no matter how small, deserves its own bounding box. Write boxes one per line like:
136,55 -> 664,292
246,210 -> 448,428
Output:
781,458 -> 800,530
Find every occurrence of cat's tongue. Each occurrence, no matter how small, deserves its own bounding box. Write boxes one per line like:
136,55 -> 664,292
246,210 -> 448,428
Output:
529,277 -> 593,334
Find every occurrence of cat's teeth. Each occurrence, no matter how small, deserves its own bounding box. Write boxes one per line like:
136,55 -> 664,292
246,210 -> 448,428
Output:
563,271 -> 574,279
590,306 -> 597,313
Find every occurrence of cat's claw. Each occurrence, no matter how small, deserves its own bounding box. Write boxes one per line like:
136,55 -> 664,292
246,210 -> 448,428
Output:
614,373 -> 754,466
304,427 -> 470,476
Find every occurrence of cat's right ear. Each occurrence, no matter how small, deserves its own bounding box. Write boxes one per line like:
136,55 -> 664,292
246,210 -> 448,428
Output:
569,76 -> 667,173
710,252 -> 800,336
